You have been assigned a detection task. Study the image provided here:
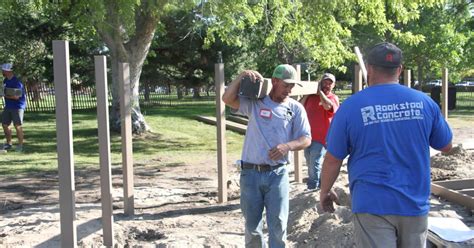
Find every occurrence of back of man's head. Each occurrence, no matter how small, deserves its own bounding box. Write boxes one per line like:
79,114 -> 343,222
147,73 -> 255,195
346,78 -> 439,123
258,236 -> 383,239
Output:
367,42 -> 402,76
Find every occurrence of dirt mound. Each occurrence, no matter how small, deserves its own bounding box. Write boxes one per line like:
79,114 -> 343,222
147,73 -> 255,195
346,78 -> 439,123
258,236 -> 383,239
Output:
431,145 -> 474,181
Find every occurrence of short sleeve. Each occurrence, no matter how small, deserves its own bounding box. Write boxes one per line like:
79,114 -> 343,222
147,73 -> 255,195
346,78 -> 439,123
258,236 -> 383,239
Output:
429,102 -> 453,150
231,96 -> 253,117
326,105 -> 350,160
291,104 -> 311,140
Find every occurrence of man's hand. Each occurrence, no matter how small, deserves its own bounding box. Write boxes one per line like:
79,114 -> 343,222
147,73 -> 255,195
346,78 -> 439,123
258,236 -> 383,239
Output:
238,70 -> 263,84
319,189 -> 339,213
268,143 -> 291,161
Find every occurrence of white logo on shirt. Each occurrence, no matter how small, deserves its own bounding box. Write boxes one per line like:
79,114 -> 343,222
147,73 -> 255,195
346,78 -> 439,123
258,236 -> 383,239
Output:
361,101 -> 424,126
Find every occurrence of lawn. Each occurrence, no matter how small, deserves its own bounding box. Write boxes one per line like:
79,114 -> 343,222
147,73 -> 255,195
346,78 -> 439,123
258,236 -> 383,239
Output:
0,104 -> 244,175
1,92 -> 472,176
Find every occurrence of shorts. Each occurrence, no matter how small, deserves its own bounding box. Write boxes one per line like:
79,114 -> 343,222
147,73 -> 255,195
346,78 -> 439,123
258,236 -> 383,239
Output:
353,213 -> 428,248
2,108 -> 24,126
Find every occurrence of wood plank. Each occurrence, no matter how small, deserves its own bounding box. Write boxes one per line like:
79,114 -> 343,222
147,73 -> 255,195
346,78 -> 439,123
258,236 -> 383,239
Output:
458,189 -> 474,197
53,40 -> 77,248
119,63 -> 134,216
215,62 -> 228,203
257,78 -> 318,98
434,179 -> 474,190
431,183 -> 474,210
227,115 -> 248,125
95,55 -> 114,247
195,115 -> 247,135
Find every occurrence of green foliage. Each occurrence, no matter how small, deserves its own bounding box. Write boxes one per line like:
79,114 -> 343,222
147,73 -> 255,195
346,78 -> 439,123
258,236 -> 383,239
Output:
401,1 -> 473,82
0,0 -> 102,86
204,0 -> 447,75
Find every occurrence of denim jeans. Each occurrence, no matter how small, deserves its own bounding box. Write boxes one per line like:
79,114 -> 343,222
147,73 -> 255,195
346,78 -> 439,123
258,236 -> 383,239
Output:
304,141 -> 326,189
240,165 -> 289,248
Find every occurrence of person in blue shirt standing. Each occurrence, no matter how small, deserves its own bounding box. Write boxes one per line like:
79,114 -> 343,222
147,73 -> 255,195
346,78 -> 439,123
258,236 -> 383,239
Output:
319,43 -> 452,247
223,64 -> 311,247
2,63 -> 26,152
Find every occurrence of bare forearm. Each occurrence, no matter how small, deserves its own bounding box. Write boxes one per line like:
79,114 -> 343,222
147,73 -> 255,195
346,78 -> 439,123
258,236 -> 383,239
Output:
222,77 -> 241,109
286,136 -> 311,151
439,142 -> 453,153
269,136 -> 311,161
320,152 -> 343,195
319,91 -> 334,110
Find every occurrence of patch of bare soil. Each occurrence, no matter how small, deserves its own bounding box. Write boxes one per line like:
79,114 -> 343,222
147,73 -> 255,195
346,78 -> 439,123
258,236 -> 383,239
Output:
1,128 -> 473,247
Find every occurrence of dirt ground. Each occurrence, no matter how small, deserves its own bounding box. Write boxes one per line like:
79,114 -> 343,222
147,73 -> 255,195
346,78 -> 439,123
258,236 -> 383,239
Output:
0,127 -> 473,247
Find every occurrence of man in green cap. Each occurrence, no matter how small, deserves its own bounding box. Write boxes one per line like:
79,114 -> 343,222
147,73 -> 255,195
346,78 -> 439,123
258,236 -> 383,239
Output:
223,64 -> 311,247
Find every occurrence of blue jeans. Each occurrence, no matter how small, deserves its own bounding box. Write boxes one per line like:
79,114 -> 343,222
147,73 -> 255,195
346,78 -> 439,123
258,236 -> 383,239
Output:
240,165 -> 289,248
304,141 -> 326,189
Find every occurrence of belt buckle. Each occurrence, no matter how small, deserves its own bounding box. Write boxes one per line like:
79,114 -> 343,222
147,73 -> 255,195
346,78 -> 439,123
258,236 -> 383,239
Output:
257,164 -> 265,172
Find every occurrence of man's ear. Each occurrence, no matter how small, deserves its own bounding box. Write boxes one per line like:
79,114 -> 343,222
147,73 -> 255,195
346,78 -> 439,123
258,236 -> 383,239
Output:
271,78 -> 278,86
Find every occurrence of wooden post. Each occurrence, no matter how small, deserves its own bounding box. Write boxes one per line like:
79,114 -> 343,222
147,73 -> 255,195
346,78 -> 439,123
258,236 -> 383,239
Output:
215,60 -> 227,203
53,40 -> 77,248
354,64 -> 363,93
95,56 -> 114,247
119,63 -> 134,215
293,64 -> 303,183
404,69 -> 411,88
442,68 -> 448,119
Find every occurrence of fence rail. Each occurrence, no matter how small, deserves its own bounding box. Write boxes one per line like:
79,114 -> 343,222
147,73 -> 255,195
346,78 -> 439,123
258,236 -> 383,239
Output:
1,84 -> 473,112
0,84 -> 216,112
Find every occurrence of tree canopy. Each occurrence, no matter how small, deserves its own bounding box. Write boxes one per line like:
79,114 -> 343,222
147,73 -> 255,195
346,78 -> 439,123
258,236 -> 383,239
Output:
0,0 -> 472,133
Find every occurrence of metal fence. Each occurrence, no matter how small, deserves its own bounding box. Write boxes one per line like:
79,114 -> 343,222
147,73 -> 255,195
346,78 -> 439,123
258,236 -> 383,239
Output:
1,83 -> 473,112
0,84 -> 216,112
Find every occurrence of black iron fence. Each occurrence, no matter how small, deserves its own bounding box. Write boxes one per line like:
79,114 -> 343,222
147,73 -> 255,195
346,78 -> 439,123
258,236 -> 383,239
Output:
0,84 -> 216,112
1,83 -> 473,112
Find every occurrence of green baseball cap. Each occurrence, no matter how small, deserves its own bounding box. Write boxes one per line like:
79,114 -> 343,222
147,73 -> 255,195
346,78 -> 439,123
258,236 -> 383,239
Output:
272,64 -> 303,86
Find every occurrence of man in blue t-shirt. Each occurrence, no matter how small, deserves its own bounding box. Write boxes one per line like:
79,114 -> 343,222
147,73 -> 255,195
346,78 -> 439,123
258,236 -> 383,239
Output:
223,64 -> 311,247
319,43 -> 452,247
2,63 -> 26,152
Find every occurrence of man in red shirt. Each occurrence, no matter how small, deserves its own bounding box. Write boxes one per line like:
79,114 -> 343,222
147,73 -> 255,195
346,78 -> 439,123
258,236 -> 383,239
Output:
300,73 -> 339,190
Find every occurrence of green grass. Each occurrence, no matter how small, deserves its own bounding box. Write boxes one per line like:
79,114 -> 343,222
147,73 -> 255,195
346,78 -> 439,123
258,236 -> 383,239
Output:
0,104 -> 244,175
1,91 -> 472,176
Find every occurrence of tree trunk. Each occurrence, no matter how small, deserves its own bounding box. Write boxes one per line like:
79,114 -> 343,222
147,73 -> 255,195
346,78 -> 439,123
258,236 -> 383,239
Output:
177,86 -> 184,99
144,81 -> 150,102
193,86 -> 201,98
96,0 -> 160,135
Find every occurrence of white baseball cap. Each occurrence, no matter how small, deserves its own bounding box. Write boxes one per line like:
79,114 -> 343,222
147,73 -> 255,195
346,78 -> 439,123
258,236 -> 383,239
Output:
2,63 -> 13,71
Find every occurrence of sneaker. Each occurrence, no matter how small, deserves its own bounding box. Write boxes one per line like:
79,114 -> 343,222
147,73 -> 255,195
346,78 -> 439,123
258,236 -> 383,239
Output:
3,144 -> 12,150
15,145 -> 23,152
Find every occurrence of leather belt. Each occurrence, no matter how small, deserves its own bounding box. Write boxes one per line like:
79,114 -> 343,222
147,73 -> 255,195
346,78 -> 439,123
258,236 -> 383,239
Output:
241,162 -> 285,172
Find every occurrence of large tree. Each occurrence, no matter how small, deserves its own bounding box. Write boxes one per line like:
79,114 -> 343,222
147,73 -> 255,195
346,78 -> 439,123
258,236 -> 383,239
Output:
82,0 -> 177,134
204,0 -> 443,74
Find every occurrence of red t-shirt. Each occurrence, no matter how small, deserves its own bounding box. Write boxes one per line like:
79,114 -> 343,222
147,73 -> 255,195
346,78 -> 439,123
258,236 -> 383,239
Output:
303,93 -> 340,146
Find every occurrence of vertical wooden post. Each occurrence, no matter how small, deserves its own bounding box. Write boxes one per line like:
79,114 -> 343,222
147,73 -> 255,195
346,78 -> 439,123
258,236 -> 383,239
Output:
215,58 -> 227,203
404,69 -> 411,88
95,56 -> 114,247
354,64 -> 363,93
442,68 -> 448,119
119,63 -> 134,215
53,40 -> 77,248
293,64 -> 303,183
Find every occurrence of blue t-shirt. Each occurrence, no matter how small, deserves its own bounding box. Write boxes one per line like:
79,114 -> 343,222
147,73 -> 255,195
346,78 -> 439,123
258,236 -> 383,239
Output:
234,96 -> 311,166
3,76 -> 26,110
326,84 -> 452,216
